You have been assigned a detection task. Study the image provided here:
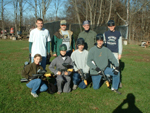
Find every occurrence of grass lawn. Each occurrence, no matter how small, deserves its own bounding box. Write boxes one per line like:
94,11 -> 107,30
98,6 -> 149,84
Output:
0,40 -> 150,113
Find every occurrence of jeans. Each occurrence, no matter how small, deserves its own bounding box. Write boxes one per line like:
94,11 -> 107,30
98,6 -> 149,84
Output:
91,67 -> 120,90
26,78 -> 48,94
73,72 -> 87,89
31,57 -> 46,70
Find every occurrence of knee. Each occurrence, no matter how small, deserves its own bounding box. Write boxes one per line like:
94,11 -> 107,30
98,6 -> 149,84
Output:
40,84 -> 48,92
56,76 -> 64,83
66,76 -> 71,82
35,78 -> 42,85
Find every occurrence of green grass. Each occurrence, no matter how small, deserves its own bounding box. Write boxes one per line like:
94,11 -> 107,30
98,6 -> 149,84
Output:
0,40 -> 150,113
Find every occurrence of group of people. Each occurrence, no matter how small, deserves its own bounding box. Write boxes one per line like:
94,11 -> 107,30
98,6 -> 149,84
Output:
22,18 -> 123,97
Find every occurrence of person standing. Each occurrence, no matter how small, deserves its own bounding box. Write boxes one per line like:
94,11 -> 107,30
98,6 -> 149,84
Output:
78,20 -> 97,50
103,20 -> 123,87
52,20 -> 75,56
29,18 -> 51,70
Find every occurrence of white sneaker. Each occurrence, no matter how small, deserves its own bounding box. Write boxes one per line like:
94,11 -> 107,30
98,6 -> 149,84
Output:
31,92 -> 38,98
111,87 -> 114,91
73,85 -> 78,90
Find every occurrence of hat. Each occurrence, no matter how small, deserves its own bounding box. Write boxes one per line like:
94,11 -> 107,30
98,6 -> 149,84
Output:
59,44 -> 67,51
96,34 -> 103,41
83,20 -> 90,25
60,20 -> 67,25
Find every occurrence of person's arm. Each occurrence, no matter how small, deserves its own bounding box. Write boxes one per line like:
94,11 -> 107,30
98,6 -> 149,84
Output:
22,65 -> 31,79
67,57 -> 73,76
49,58 -> 58,75
83,52 -> 90,73
29,42 -> 32,54
87,48 -> 97,70
107,49 -> 119,67
70,53 -> 78,71
118,36 -> 123,59
103,33 -> 107,47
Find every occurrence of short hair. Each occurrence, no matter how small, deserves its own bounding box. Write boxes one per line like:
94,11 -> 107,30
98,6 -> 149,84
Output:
34,54 -> 42,61
36,18 -> 43,23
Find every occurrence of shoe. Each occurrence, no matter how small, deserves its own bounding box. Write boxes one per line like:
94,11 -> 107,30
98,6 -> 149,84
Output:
57,92 -> 61,94
72,85 -> 78,90
113,89 -> 121,95
31,92 -> 38,97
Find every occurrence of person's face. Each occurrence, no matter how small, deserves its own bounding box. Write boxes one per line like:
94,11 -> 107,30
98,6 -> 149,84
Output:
97,40 -> 103,47
83,24 -> 90,31
108,26 -> 115,31
78,45 -> 84,51
60,24 -> 67,31
34,56 -> 41,65
36,20 -> 43,29
60,51 -> 66,56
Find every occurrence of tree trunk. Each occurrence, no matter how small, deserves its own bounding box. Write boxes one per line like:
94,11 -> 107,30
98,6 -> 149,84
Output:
1,0 -> 4,38
106,0 -> 112,23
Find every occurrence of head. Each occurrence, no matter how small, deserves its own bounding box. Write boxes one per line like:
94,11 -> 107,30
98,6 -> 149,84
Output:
76,38 -> 85,51
96,34 -> 104,48
59,44 -> 67,56
36,18 -> 43,30
108,20 -> 115,31
82,20 -> 90,31
34,54 -> 42,65
60,20 -> 67,31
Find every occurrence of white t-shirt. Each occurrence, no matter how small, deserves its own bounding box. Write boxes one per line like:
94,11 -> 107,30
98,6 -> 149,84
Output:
29,28 -> 51,57
61,30 -> 70,51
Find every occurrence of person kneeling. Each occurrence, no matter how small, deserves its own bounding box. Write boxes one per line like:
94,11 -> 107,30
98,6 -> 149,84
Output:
87,34 -> 121,94
71,38 -> 90,90
22,54 -> 48,98
49,44 -> 73,94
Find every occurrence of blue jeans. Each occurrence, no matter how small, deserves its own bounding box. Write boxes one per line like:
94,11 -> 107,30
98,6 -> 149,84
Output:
31,57 -> 46,70
73,72 -> 87,89
91,67 -> 120,90
26,78 -> 48,94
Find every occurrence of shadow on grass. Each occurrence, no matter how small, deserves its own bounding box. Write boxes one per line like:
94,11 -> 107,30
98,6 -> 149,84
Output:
113,93 -> 142,113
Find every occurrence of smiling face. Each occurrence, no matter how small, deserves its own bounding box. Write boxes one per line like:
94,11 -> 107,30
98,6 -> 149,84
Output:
83,24 -> 90,31
60,25 -> 67,31
34,56 -> 41,65
36,20 -> 43,30
108,26 -> 115,31
78,44 -> 84,51
60,50 -> 66,56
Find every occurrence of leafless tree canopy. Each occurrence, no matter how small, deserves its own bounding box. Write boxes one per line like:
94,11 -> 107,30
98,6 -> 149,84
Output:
0,0 -> 150,41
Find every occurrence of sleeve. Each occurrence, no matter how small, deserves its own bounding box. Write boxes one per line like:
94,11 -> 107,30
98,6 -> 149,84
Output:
49,58 -> 58,75
83,52 -> 90,73
118,36 -> 123,55
29,30 -> 33,42
46,42 -> 50,53
51,35 -> 57,54
47,30 -> 51,42
22,65 -> 31,79
87,48 -> 97,70
103,33 -> 107,46
29,42 -> 32,54
70,53 -> 78,71
107,49 -> 119,67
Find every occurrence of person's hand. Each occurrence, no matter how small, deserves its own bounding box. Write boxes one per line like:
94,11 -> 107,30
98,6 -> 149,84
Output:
64,71 -> 68,75
53,54 -> 57,57
113,67 -> 119,75
57,71 -> 61,75
118,54 -> 121,60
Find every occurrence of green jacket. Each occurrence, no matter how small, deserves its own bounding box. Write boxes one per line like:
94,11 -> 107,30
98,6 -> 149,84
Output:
22,62 -> 43,79
52,29 -> 75,56
87,46 -> 119,75
78,30 -> 97,50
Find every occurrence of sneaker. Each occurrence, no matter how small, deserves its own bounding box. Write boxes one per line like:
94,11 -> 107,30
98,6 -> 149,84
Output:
31,92 -> 38,97
57,92 -> 61,94
111,87 -> 115,91
113,90 -> 122,95
72,85 -> 78,90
